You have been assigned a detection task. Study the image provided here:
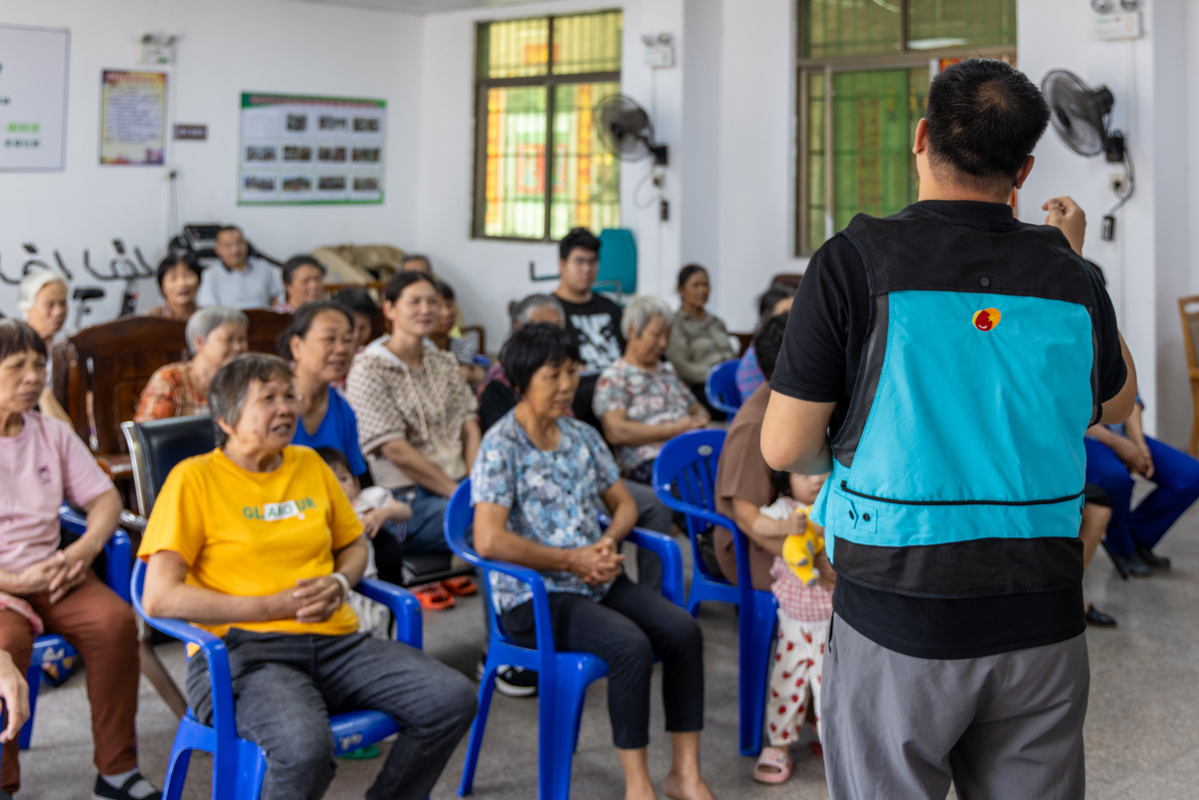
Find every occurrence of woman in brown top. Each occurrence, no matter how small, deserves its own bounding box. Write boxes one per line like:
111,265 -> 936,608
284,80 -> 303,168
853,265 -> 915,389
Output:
144,252 -> 202,321
134,307 -> 248,421
665,265 -> 736,393
713,315 -> 832,590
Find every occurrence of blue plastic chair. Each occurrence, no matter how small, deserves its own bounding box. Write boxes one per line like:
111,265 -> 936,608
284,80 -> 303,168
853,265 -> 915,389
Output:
652,430 -> 778,756
20,506 -> 131,751
473,354 -> 491,369
444,480 -> 684,800
131,559 -> 423,800
704,359 -> 743,417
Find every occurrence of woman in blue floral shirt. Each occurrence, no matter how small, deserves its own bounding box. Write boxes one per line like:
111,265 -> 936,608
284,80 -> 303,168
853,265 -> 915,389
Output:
472,323 -> 714,800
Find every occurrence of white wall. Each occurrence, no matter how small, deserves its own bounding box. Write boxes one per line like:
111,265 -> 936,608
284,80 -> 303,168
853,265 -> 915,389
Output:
0,0 -> 422,324
1018,0 -> 1194,445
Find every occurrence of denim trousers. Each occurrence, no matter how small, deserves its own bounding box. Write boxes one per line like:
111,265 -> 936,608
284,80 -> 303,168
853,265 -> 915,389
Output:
500,575 -> 704,750
186,629 -> 476,800
1084,435 -> 1199,557
393,485 -> 453,554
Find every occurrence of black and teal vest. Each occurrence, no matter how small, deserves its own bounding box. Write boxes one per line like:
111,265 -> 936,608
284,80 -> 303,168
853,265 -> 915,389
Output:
812,206 -> 1102,599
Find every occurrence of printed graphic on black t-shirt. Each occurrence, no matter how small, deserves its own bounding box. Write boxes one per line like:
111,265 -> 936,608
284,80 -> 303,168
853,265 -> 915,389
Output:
557,295 -> 625,370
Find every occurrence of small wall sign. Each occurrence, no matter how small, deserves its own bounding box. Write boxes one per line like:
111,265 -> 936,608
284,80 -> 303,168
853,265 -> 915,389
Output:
174,123 -> 207,140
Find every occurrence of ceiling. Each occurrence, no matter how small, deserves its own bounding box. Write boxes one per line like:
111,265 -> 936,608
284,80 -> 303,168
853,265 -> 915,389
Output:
286,0 -> 555,14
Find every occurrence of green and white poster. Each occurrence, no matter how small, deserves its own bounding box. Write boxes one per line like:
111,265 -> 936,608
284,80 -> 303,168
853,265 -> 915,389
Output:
0,25 -> 69,171
239,92 -> 385,205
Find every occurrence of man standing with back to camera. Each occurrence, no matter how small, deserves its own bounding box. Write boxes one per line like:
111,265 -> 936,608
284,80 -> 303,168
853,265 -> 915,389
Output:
761,59 -> 1137,799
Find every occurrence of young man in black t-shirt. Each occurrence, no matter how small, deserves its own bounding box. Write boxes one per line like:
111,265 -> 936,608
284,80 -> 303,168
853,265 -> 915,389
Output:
762,60 -> 1137,799
552,228 -> 625,371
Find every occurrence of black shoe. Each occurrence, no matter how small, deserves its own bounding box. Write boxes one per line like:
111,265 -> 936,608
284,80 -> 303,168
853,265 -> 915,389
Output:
495,665 -> 538,697
1135,543 -> 1172,570
94,772 -> 162,800
1114,552 -> 1152,577
1085,604 -> 1118,628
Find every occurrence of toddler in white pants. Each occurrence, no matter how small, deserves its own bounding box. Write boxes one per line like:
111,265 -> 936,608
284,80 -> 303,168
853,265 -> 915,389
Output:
752,471 -> 833,785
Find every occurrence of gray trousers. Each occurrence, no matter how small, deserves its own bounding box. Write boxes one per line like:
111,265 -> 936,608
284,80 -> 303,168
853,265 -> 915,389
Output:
822,613 -> 1089,800
187,629 -> 477,800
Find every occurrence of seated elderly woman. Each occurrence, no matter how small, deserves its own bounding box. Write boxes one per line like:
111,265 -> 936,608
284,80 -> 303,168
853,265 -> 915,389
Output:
477,293 -> 568,432
134,307 -> 248,422
145,251 -> 202,321
594,295 -> 710,484
665,264 -> 736,414
276,255 -> 327,314
473,323 -> 713,800
0,320 -> 153,800
139,353 -> 476,800
17,269 -> 71,425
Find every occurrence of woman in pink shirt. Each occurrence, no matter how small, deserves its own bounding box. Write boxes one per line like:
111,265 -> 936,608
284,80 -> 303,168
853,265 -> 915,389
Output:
0,320 -> 155,800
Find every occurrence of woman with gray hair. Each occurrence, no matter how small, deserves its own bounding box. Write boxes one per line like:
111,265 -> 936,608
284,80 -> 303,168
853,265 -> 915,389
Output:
594,295 -> 710,483
134,306 -> 248,421
139,353 -> 476,800
18,270 -> 72,424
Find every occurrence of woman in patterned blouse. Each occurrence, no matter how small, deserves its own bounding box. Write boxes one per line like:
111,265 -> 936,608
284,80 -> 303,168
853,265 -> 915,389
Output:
473,323 -> 713,800
134,307 -> 248,421
593,295 -> 710,484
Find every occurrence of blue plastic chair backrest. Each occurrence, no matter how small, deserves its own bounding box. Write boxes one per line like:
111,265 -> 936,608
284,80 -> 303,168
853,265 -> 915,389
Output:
706,360 -> 743,414
655,428 -> 726,515
597,229 -> 636,295
443,482 -> 511,646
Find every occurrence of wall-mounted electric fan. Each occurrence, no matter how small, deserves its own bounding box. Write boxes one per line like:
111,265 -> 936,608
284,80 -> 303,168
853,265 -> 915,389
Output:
1041,69 -> 1133,241
596,95 -> 668,166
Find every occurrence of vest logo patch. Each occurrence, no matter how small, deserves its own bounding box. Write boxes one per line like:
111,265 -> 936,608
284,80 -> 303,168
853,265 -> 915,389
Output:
972,308 -> 1001,331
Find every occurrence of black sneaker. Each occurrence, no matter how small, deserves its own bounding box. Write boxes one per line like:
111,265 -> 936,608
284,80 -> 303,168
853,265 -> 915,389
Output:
94,772 -> 162,800
496,665 -> 538,697
1113,552 -> 1152,578
1135,543 -> 1172,570
1085,604 -> 1118,628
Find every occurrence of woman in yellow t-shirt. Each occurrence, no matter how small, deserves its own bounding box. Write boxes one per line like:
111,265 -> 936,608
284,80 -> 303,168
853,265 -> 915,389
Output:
138,353 -> 476,800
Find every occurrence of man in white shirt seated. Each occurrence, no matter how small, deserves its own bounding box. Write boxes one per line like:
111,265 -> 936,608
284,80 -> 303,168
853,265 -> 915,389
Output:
197,226 -> 284,310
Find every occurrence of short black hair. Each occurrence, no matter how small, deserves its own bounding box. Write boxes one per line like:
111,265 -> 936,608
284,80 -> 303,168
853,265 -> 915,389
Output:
925,59 -> 1050,194
0,319 -> 47,363
316,446 -> 352,476
500,322 -> 581,396
677,264 -> 707,290
558,227 -> 601,261
753,313 -> 788,380
215,225 -> 242,239
433,279 -> 456,302
333,286 -> 378,317
155,250 -> 202,290
282,255 -> 325,286
757,283 -> 795,321
383,269 -> 437,304
277,300 -> 354,359
399,254 -> 431,271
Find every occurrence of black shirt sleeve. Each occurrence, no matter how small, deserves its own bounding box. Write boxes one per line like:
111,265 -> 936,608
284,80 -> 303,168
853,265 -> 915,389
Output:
1083,262 -> 1127,404
769,235 -> 871,438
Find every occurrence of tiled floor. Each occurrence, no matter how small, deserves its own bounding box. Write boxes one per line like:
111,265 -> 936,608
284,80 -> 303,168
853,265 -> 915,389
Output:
18,509 -> 1199,799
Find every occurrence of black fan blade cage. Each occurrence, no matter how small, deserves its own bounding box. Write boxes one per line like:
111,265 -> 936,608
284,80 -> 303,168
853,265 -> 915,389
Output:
596,93 -> 656,162
1041,69 -> 1110,158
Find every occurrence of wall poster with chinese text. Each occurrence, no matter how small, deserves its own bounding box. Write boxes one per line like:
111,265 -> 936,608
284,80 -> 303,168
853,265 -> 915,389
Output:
100,70 -> 167,165
0,25 -> 69,171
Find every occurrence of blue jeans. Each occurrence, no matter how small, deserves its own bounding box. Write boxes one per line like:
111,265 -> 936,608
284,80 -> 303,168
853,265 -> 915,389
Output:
186,629 -> 476,800
392,486 -> 453,554
1084,435 -> 1199,557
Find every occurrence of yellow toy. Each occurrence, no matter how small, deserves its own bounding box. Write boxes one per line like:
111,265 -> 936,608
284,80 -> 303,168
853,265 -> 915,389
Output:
781,504 -> 824,587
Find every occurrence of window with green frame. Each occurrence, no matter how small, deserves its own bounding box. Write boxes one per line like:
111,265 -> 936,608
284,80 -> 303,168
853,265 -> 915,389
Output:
474,10 -> 622,241
797,0 -> 1016,255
